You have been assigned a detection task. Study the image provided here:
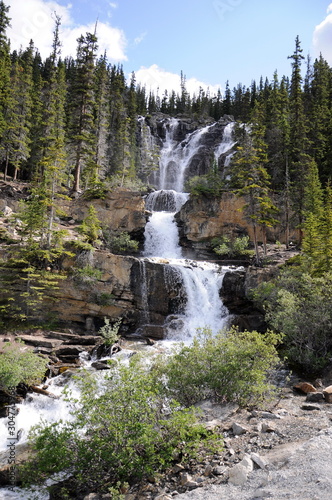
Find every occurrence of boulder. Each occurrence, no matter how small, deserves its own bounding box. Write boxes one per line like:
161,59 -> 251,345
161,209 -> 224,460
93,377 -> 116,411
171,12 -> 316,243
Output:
91,361 -> 110,371
232,422 -> 248,436
323,385 -> 332,403
293,382 -> 317,394
306,392 -> 325,402
228,454 -> 253,486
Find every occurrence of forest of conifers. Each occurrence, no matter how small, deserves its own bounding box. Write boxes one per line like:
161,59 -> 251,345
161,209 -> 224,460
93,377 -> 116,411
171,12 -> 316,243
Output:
0,0 -> 331,197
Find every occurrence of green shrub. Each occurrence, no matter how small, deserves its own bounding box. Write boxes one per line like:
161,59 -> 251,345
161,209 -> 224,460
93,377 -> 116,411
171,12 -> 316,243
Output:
72,265 -> 102,284
98,317 -> 121,345
211,235 -> 253,259
83,181 -> 107,200
108,174 -> 148,192
154,327 -> 282,407
93,292 -> 115,306
104,230 -> 139,254
185,174 -> 224,197
22,362 -> 220,493
0,341 -> 47,390
251,268 -> 332,373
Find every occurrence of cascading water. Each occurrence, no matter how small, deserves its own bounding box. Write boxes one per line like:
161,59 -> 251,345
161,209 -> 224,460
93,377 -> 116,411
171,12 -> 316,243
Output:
142,118 -> 236,341
0,118 -> 237,499
214,122 -> 236,164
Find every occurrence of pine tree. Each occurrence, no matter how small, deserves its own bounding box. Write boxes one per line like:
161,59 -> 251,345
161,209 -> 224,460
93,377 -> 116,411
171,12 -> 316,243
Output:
0,0 -> 11,142
321,182 -> 332,272
308,55 -> 331,183
288,36 -> 310,237
68,31 -> 98,193
93,53 -> 110,181
301,159 -> 324,270
231,102 -> 277,261
1,44 -> 33,180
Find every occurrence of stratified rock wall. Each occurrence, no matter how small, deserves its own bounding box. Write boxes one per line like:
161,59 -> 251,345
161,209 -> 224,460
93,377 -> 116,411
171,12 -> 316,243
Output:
176,193 -> 300,258
62,188 -> 147,239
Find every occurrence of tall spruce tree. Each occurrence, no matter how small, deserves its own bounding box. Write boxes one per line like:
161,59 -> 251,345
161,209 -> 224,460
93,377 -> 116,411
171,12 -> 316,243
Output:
0,0 -> 11,142
288,36 -> 310,238
231,102 -> 277,261
68,31 -> 98,193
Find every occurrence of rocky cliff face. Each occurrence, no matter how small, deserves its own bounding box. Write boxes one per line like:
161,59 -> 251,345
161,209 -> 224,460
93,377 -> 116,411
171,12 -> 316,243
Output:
47,252 -> 188,338
176,193 -> 300,259
63,188 -> 147,241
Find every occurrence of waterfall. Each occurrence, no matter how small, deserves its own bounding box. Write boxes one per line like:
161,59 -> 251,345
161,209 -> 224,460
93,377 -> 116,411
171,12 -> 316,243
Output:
138,260 -> 150,324
214,122 -> 236,163
142,119 -> 236,341
164,261 -> 229,340
158,120 -> 210,192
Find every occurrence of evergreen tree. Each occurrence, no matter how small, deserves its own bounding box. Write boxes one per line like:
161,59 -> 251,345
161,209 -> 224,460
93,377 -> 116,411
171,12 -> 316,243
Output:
1,44 -> 33,180
308,55 -> 331,182
301,159 -> 324,271
231,102 -> 278,261
321,182 -> 332,272
93,53 -> 110,181
288,36 -> 310,237
67,31 -> 98,193
0,0 -> 11,141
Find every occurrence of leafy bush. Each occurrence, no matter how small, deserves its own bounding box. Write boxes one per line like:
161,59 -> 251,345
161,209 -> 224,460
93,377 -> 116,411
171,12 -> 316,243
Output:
185,174 -> 224,197
251,268 -> 332,373
211,235 -> 253,259
72,265 -> 103,284
23,362 -> 220,494
154,327 -> 282,407
0,341 -> 47,390
104,230 -> 139,254
98,317 -> 121,345
83,181 -> 107,200
93,292 -> 115,307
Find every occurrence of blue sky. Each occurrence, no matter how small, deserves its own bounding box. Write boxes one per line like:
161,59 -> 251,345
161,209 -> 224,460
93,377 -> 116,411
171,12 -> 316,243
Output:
6,0 -> 332,95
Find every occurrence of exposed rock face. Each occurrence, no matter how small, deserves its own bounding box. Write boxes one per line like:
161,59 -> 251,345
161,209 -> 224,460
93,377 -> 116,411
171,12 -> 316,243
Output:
46,252 -> 187,336
62,188 -> 147,240
176,193 -> 300,258
221,270 -> 266,332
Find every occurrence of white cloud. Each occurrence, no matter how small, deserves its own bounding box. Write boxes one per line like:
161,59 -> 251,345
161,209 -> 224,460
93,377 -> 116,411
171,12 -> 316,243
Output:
6,0 -> 127,61
313,4 -> 332,64
134,32 -> 147,46
135,64 -> 221,96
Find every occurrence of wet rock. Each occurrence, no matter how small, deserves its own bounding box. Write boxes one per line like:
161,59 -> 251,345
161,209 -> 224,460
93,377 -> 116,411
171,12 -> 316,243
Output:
54,345 -> 86,357
91,361 -> 110,370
